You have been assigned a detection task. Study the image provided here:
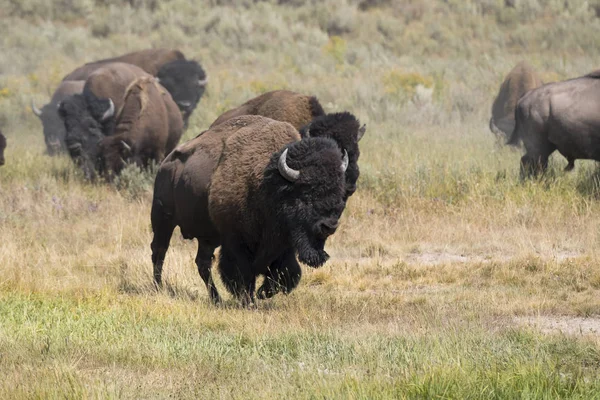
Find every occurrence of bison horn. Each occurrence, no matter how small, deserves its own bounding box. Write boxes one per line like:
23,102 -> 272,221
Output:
278,148 -> 300,182
304,123 -> 310,138
357,124 -> 366,142
101,99 -> 115,121
121,140 -> 132,152
31,101 -> 42,117
341,149 -> 349,172
198,77 -> 208,86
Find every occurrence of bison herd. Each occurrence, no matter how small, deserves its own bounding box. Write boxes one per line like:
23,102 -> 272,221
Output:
3,49 -> 600,305
490,61 -> 600,177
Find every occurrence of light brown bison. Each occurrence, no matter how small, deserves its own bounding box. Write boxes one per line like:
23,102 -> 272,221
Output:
32,80 -> 85,155
58,62 -> 183,180
490,61 -> 543,140
151,115 -> 348,304
62,48 -> 207,125
210,90 -> 325,130
508,71 -> 600,176
0,130 -> 6,166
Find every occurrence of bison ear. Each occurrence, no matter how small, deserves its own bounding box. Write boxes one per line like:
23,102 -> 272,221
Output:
357,124 -> 366,142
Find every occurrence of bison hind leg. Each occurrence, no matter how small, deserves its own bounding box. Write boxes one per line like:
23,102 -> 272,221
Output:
257,249 -> 302,300
195,241 -> 221,304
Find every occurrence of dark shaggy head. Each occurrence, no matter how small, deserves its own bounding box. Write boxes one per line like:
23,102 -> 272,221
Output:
58,92 -> 113,181
157,59 -> 207,125
33,103 -> 66,155
299,112 -> 366,200
262,137 -> 347,268
0,131 -> 6,166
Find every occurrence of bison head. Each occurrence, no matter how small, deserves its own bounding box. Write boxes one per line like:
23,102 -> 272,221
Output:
0,131 -> 6,166
299,112 -> 366,200
58,92 -> 114,181
156,59 -> 207,126
264,137 -> 347,268
32,101 -> 66,155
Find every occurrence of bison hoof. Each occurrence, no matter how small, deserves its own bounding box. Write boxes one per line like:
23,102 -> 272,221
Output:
257,284 -> 278,300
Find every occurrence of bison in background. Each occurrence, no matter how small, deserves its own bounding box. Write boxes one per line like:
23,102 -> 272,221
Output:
151,115 -> 349,304
210,90 -> 325,130
58,62 -> 183,181
508,71 -> 600,177
62,48 -> 207,126
0,130 -> 6,166
490,61 -> 543,141
32,81 -> 85,155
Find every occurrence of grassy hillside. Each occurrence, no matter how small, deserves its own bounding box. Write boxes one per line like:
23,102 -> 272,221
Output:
2,0 -> 600,398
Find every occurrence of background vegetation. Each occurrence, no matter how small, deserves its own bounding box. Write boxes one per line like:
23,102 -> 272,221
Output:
2,0 -> 600,398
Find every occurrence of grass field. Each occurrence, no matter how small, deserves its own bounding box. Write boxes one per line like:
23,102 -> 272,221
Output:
2,1 -> 600,398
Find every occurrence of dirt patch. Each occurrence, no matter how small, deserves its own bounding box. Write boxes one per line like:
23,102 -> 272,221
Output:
515,316 -> 600,336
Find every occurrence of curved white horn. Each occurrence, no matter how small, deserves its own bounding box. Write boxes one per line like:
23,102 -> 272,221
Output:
198,77 -> 208,86
101,99 -> 114,121
31,100 -> 42,117
304,123 -> 311,138
341,149 -> 349,172
121,140 -> 131,152
357,124 -> 366,142
278,148 -> 300,182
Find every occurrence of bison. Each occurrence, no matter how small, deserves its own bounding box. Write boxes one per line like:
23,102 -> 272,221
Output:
151,115 -> 348,304
210,90 -> 325,130
0,130 -> 6,166
58,62 -> 183,180
62,48 -> 207,126
508,71 -> 600,176
490,61 -> 543,140
32,80 -> 85,155
211,90 -> 366,199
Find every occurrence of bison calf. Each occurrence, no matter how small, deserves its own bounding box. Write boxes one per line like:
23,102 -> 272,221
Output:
151,116 -> 348,304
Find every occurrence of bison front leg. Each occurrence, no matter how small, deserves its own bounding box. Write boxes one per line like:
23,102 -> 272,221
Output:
195,241 -> 221,304
520,154 -> 549,179
257,249 -> 302,299
218,243 -> 256,306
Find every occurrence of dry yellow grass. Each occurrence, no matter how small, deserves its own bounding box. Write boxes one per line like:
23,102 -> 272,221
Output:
3,1 -> 600,398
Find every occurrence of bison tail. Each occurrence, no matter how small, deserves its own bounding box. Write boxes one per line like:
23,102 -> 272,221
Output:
489,116 -> 501,137
506,116 -> 522,147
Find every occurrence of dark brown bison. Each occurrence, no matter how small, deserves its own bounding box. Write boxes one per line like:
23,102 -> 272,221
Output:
32,81 -> 85,155
490,61 -> 543,140
151,115 -> 348,304
58,62 -> 183,180
210,90 -> 325,130
62,48 -> 207,126
508,71 -> 600,176
0,130 -> 6,166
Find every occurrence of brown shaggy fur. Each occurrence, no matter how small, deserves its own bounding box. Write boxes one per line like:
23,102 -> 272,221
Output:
210,90 -> 325,130
62,48 -> 185,81
490,61 -> 543,139
209,117 -> 302,233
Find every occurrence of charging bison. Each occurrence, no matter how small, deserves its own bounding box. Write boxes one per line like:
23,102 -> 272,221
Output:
490,61 -> 542,140
62,48 -> 207,126
32,80 -> 85,155
210,90 -> 325,130
0,130 -> 6,166
59,62 -> 183,180
508,71 -> 600,176
151,115 -> 348,304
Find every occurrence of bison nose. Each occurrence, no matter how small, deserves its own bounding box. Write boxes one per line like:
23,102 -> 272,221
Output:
318,219 -> 339,237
